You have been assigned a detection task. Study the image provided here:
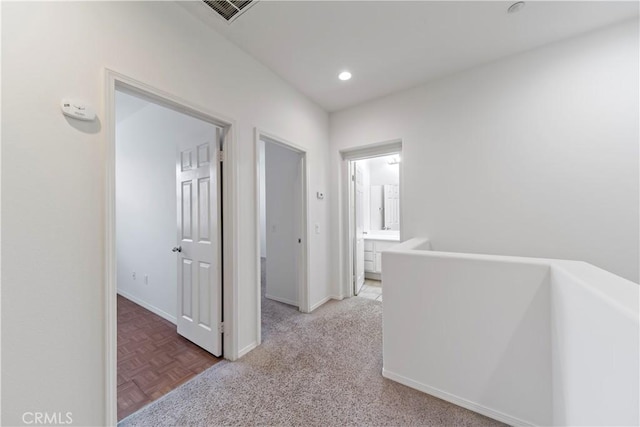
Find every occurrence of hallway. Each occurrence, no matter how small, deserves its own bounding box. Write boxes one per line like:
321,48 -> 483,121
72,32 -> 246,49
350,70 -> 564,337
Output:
119,295 -> 503,426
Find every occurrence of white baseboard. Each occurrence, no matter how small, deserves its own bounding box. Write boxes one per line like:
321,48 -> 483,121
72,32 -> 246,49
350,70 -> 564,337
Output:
265,293 -> 299,307
381,368 -> 535,427
309,294 -> 348,312
310,295 -> 332,312
238,341 -> 258,358
365,272 -> 382,281
117,290 -> 177,324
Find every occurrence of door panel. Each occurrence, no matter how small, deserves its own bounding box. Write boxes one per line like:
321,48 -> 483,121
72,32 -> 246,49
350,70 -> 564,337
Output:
181,258 -> 193,319
198,178 -> 211,242
181,182 -> 192,239
370,185 -> 384,230
198,262 -> 211,327
364,261 -> 374,272
176,131 -> 221,356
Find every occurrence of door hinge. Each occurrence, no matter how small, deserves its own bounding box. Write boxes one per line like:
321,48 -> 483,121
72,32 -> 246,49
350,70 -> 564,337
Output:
351,174 -> 355,182
218,150 -> 224,162
219,322 -> 224,334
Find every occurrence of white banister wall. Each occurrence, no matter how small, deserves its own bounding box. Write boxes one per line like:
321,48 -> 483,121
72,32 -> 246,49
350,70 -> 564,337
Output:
382,240 -> 553,425
382,238 -> 639,426
550,263 -> 639,426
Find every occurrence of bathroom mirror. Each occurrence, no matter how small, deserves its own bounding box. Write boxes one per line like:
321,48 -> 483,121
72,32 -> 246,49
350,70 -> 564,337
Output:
369,184 -> 399,231
358,154 -> 399,232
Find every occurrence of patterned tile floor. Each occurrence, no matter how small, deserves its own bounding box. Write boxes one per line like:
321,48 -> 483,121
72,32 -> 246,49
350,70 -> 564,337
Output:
117,295 -> 222,420
357,279 -> 383,301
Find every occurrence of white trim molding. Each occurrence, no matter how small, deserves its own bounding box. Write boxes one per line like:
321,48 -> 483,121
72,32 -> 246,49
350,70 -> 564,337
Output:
340,139 -> 402,161
265,294 -> 299,307
382,369 -> 534,427
309,295 -> 332,312
116,291 -> 177,324
238,341 -> 260,359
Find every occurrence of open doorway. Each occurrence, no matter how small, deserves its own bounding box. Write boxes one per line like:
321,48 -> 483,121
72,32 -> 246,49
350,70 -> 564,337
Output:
351,154 -> 401,300
341,141 -> 402,300
113,88 -> 225,420
256,132 -> 309,344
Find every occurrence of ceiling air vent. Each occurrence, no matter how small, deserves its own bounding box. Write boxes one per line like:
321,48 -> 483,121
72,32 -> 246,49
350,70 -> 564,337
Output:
202,0 -> 258,23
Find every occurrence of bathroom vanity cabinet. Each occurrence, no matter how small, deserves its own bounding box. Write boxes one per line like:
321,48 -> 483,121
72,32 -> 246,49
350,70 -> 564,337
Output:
364,237 -> 399,280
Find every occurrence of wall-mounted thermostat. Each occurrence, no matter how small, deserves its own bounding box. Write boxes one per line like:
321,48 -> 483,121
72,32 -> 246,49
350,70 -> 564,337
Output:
61,99 -> 96,121
317,192 -> 325,200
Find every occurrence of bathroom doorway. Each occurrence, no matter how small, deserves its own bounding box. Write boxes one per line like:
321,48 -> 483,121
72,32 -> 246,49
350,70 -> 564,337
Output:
348,152 -> 402,299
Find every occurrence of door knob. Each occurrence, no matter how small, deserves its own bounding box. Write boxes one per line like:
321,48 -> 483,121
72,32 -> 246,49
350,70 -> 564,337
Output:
172,246 -> 182,253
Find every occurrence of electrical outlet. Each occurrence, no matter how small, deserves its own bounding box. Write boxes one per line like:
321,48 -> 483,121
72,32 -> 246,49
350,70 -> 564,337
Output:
144,275 -> 149,285
132,272 -> 136,280
315,223 -> 320,234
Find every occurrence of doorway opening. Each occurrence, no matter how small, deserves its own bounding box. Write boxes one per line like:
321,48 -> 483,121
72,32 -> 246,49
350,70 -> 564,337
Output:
255,131 -> 309,345
114,88 -> 224,420
341,140 -> 403,299
351,154 -> 401,299
105,70 -> 238,425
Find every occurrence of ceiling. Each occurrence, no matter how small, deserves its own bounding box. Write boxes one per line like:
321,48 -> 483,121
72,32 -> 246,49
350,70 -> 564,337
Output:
180,1 -> 639,112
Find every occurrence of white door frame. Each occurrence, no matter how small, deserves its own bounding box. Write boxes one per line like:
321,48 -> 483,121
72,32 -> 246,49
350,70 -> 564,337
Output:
104,68 -> 240,426
254,128 -> 310,345
352,161 -> 366,295
339,139 -> 403,298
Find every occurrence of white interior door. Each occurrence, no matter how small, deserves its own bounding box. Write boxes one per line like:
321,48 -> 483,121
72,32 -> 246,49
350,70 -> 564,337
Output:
175,130 -> 221,356
354,162 -> 365,294
384,184 -> 400,231
370,185 -> 383,230
264,142 -> 303,308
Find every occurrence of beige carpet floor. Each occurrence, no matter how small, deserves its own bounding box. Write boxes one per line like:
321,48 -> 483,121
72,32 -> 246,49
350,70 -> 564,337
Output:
119,260 -> 504,426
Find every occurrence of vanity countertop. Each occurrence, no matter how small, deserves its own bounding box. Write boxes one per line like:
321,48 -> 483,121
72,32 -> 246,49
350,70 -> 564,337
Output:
364,233 -> 401,242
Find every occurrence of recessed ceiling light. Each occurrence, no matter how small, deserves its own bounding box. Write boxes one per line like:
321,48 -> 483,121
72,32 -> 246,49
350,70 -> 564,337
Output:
507,1 -> 525,14
338,71 -> 352,81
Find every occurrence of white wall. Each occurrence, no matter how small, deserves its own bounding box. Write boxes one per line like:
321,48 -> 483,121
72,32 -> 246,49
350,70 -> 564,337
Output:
265,142 -> 302,306
116,91 -> 218,322
1,2 -> 330,425
331,20 -> 640,290
365,155 -> 400,186
383,238 -> 639,426
383,242 -> 553,425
